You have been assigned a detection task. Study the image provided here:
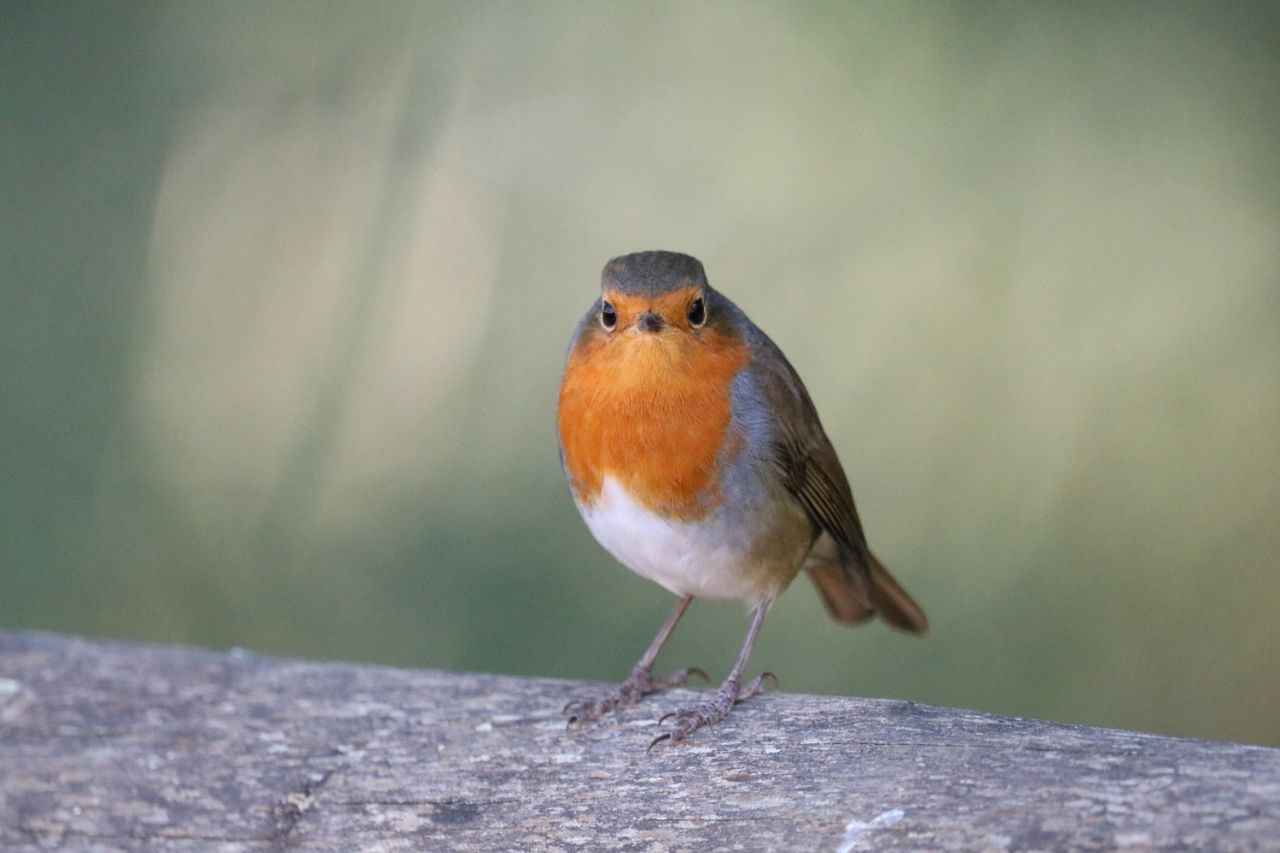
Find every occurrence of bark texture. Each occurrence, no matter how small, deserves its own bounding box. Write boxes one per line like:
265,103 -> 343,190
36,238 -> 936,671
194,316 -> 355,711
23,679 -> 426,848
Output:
1,631 -> 1277,851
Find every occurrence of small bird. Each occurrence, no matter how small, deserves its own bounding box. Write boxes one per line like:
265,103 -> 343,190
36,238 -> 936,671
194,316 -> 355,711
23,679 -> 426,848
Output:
557,251 -> 926,746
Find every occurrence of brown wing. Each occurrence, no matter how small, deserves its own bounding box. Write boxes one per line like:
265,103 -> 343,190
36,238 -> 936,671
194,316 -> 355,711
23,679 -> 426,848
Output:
748,326 -> 928,633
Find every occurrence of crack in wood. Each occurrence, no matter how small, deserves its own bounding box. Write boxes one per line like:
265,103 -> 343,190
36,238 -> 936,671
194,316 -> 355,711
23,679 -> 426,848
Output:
817,737 -> 1156,756
14,827 -> 270,845
328,798 -> 518,808
268,769 -> 336,845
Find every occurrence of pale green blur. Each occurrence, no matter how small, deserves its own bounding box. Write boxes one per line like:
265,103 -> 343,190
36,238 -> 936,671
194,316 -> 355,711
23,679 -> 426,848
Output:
3,2 -> 1278,746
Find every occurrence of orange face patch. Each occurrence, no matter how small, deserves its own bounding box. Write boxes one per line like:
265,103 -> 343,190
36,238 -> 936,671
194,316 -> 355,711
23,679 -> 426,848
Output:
558,309 -> 750,521
602,286 -> 703,332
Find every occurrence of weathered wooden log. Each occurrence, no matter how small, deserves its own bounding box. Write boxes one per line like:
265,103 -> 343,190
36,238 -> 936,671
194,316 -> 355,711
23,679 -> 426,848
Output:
1,631 -> 1277,851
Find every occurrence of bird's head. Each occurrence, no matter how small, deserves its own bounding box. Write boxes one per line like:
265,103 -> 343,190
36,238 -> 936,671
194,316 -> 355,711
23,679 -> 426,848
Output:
595,251 -> 713,342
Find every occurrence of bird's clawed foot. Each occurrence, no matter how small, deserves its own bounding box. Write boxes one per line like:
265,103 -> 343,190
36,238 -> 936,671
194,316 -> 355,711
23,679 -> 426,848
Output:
564,664 -> 708,727
648,672 -> 777,750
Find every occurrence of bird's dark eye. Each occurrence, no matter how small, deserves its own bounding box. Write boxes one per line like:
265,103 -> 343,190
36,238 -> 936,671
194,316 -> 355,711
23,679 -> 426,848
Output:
687,297 -> 706,327
600,300 -> 617,330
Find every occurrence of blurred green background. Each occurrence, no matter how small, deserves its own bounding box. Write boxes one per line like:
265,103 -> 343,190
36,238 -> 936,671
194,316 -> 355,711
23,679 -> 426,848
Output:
3,2 -> 1278,746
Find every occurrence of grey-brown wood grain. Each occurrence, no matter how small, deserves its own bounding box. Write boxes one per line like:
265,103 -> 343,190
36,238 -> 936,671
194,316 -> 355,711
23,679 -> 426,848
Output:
1,631 -> 1277,851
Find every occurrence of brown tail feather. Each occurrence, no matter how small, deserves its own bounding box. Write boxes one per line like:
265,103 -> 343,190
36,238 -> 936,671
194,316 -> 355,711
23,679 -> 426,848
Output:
804,535 -> 927,633
864,551 -> 928,633
807,561 -> 876,625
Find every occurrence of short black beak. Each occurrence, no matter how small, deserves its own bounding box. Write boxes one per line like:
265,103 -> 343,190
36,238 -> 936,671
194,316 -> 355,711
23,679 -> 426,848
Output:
637,312 -> 665,333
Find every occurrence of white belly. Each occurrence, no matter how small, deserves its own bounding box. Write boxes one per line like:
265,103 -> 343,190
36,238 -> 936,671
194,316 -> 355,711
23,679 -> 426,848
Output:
577,476 -> 793,601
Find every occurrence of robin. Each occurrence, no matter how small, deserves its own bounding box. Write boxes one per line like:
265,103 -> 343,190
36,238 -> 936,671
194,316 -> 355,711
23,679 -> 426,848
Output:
557,250 -> 927,746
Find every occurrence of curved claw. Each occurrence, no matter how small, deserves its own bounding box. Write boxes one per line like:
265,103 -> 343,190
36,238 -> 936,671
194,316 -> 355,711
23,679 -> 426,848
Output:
736,672 -> 778,703
647,732 -> 673,753
564,665 -> 704,730
650,666 -> 709,691
564,697 -> 595,727
646,671 -> 774,750
564,695 -> 610,728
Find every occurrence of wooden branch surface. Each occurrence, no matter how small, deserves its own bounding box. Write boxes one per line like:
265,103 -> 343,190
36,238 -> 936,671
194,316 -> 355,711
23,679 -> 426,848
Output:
1,631 -> 1277,851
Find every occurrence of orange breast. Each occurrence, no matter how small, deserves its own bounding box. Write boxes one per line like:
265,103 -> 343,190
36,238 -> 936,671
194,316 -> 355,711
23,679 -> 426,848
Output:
558,328 -> 751,521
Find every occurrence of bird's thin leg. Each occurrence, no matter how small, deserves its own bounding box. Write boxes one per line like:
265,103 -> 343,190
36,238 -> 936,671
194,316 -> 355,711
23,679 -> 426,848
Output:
636,594 -> 693,671
565,595 -> 706,726
649,599 -> 777,748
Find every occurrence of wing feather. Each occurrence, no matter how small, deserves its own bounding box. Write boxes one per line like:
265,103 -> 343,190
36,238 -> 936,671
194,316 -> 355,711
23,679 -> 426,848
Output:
743,321 -> 927,633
